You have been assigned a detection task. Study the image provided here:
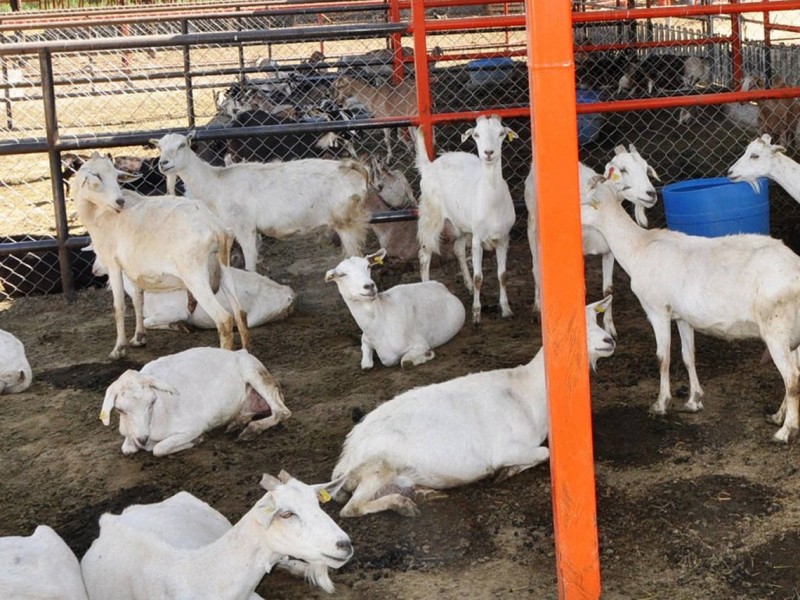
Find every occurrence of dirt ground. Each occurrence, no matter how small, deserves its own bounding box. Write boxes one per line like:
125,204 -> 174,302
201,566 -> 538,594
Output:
1,223 -> 799,600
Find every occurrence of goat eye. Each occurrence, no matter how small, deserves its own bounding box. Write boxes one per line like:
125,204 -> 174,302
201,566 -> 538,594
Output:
750,154 -> 759,159
279,511 -> 295,519
619,168 -> 628,174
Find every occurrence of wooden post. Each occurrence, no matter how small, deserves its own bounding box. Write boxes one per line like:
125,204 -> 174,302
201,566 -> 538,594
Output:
524,0 -> 602,598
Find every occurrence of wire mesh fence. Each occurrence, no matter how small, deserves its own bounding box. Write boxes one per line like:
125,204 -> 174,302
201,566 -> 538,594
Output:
1,1 -> 800,298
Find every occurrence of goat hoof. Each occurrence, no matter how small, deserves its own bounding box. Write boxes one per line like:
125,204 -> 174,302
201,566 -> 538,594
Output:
648,402 -> 668,416
130,335 -> 147,348
108,347 -> 127,360
771,426 -> 797,444
677,399 -> 703,413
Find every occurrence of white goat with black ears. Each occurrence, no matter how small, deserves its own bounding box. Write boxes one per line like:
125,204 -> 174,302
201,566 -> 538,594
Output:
80,472 -> 353,599
580,179 -> 800,444
0,329 -> 32,394
72,153 -> 249,359
416,114 -> 517,324
728,134 -> 800,200
525,143 -> 659,336
326,248 -> 465,369
330,297 -> 615,517
101,347 -> 291,456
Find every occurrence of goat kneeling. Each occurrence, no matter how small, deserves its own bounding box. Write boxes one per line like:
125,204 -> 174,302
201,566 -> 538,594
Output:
331,297 -> 615,517
325,248 -> 465,369
101,347 -> 291,456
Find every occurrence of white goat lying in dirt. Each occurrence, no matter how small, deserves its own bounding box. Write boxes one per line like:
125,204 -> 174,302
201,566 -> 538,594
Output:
0,329 -> 32,394
525,143 -> 659,336
0,525 -> 89,600
416,115 -> 517,324
330,297 -> 615,517
326,248 -> 465,369
88,247 -> 295,331
80,472 -> 353,599
728,134 -> 800,201
101,347 -> 291,456
581,180 -> 800,444
156,132 -> 370,272
72,153 -> 249,359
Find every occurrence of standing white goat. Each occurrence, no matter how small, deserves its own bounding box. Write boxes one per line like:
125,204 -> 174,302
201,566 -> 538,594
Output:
525,143 -> 659,337
0,329 -> 32,394
156,132 -> 370,272
728,134 -> 800,200
0,525 -> 89,600
72,154 -> 249,359
416,115 -> 517,324
325,248 -> 465,369
581,180 -> 800,444
101,347 -> 291,456
331,297 -> 614,517
80,472 -> 353,599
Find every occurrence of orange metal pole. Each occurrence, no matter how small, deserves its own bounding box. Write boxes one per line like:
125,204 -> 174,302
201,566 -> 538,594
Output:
525,0 -> 601,598
410,0 -> 433,158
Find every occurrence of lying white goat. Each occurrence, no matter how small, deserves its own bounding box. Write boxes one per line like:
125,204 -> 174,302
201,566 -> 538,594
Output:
728,134 -> 800,201
0,329 -> 32,394
416,115 -> 517,324
0,525 -> 89,600
87,247 -> 295,331
325,248 -> 465,369
525,143 -> 659,336
101,347 -> 291,456
331,297 -> 615,517
581,180 -> 800,444
156,132 -> 370,272
80,472 -> 353,599
73,153 -> 249,359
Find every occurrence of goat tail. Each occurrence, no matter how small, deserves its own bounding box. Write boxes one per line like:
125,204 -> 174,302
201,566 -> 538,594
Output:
219,265 -> 251,351
414,126 -> 431,174
416,195 -> 444,256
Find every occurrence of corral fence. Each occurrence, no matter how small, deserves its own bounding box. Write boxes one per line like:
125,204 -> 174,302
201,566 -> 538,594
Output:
1,0 -> 800,299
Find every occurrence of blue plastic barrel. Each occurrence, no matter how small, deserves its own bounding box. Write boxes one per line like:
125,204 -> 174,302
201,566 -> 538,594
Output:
577,88 -> 602,145
662,177 -> 770,238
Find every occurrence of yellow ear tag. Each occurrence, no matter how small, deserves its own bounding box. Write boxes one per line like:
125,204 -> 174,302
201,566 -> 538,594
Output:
595,305 -> 606,314
372,256 -> 384,267
99,410 -> 108,422
317,489 -> 332,504
507,131 -> 517,142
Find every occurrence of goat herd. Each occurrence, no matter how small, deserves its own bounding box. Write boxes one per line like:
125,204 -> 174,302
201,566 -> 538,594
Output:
4,89 -> 800,597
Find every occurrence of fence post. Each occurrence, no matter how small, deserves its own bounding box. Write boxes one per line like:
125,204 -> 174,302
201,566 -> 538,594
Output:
525,0 -> 602,597
181,19 -> 196,129
410,0 -> 433,157
39,48 -> 75,303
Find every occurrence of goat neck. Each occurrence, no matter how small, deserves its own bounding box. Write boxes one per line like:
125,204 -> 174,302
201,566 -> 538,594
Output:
174,150 -> 228,200
762,151 -> 800,202
587,188 -> 651,277
168,507 -> 282,599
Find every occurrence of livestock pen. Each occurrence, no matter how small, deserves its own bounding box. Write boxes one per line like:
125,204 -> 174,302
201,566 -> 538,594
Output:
1,1 -> 800,599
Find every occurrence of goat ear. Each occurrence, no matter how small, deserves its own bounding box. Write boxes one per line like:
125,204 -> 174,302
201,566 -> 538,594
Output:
647,165 -> 661,182
90,151 -> 103,160
260,473 -> 282,491
143,375 -> 177,395
324,268 -> 339,283
504,127 -> 518,142
99,375 -> 129,426
148,138 -> 160,147
589,174 -> 607,189
627,143 -> 638,154
186,130 -> 196,144
312,474 -> 347,504
613,144 -> 626,156
116,170 -> 141,184
366,248 -> 387,266
460,128 -> 475,143
774,144 -> 787,154
590,295 -> 613,315
277,470 -> 294,483
760,134 -> 773,145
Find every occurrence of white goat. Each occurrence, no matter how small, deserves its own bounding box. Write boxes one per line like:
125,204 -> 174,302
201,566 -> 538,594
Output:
72,154 -> 249,359
156,132 -> 370,272
0,525 -> 89,600
101,347 -> 291,456
525,143 -> 659,337
80,472 -> 353,599
326,248 -> 465,368
88,248 -> 294,331
728,134 -> 800,201
581,180 -> 800,444
331,297 -> 615,517
416,115 -> 517,324
0,329 -> 32,394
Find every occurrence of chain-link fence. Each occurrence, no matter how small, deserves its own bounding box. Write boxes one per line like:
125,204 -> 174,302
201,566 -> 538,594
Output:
1,0 -> 800,298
